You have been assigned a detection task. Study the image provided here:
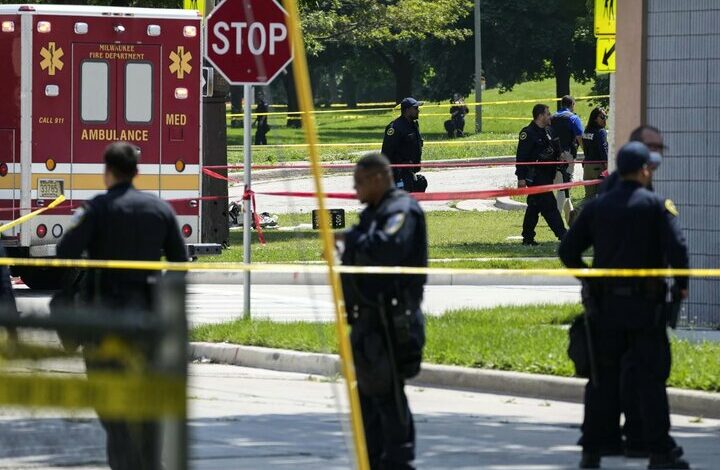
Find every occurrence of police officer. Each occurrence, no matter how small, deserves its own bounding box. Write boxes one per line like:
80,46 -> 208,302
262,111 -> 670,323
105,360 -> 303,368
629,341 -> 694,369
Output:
592,125 -> 668,459
254,90 -> 270,145
337,153 -> 427,470
0,245 -> 18,347
381,97 -> 424,192
447,93 -> 469,138
57,142 -> 188,470
599,125 -> 666,195
580,107 -> 609,204
552,95 -> 584,220
559,142 -> 690,470
516,104 -> 567,245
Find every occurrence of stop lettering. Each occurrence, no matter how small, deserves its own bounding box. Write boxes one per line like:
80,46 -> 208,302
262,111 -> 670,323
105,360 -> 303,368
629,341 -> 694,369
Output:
205,0 -> 293,85
211,21 -> 288,56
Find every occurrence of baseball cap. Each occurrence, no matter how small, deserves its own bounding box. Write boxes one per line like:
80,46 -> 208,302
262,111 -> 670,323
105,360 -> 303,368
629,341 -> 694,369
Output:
616,141 -> 662,175
400,97 -> 423,110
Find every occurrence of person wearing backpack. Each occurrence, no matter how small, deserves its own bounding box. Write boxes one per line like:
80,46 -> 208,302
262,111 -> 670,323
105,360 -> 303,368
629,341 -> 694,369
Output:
551,95 -> 584,222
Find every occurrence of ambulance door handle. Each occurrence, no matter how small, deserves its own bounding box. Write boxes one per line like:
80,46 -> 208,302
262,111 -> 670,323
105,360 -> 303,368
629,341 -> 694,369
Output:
188,200 -> 198,208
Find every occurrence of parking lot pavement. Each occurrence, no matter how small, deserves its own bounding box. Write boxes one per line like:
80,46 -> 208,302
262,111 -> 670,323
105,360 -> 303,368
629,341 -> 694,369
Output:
2,363 -> 717,469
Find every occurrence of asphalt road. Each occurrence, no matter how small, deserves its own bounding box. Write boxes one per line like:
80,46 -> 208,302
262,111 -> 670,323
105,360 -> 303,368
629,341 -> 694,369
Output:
1,363 -> 718,469
231,164 -> 584,214
13,283 -> 582,325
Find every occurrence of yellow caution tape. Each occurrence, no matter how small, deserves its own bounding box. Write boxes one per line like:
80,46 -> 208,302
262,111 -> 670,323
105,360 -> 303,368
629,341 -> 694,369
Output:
228,139 -> 517,149
0,257 -> 716,278
0,195 -> 65,233
0,372 -> 185,420
227,95 -> 610,118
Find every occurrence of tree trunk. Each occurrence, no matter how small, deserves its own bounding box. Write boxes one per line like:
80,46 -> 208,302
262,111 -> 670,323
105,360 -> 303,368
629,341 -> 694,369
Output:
282,69 -> 302,128
392,51 -> 414,103
552,52 -> 571,110
327,64 -> 339,104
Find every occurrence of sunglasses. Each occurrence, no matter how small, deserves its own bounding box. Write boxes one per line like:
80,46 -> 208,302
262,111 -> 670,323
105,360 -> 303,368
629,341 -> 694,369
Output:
599,115 -> 607,120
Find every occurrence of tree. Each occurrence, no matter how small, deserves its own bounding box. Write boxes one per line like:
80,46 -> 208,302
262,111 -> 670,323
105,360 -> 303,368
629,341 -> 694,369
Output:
481,0 -> 595,102
298,0 -> 473,102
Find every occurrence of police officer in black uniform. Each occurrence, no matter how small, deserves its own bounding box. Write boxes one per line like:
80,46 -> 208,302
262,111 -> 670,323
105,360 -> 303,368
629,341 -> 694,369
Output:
337,153 -> 427,470
57,142 -> 188,470
559,142 -> 690,470
254,91 -> 270,145
381,97 -> 424,193
516,103 -> 567,245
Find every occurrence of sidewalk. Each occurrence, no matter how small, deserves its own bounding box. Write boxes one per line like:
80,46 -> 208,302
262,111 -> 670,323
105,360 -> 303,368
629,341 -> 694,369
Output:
190,343 -> 720,419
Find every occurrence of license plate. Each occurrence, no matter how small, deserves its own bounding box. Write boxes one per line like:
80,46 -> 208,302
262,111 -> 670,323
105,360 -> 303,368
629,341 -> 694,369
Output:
38,179 -> 64,199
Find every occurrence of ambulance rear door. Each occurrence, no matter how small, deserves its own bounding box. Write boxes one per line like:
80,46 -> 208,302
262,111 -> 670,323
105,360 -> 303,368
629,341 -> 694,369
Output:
72,43 -> 161,203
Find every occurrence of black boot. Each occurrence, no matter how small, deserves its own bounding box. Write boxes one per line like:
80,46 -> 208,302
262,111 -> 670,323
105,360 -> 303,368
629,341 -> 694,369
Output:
648,447 -> 689,469
579,451 -> 601,469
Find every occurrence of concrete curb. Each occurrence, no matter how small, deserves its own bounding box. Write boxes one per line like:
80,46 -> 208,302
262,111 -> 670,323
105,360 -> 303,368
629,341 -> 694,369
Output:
494,196 -> 527,211
190,342 -> 720,419
186,271 -> 580,286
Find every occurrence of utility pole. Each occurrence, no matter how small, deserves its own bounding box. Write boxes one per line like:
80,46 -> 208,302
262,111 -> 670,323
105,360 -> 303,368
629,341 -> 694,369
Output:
474,0 -> 482,133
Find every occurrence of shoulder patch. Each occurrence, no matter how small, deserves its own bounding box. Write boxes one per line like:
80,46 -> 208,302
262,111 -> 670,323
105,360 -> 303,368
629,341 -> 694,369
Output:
665,199 -> 679,217
519,131 -> 527,140
383,213 -> 406,236
386,127 -> 395,136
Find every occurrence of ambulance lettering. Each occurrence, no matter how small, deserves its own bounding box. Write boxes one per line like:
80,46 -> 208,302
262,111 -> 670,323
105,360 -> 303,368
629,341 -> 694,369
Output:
81,129 -> 150,141
38,116 -> 64,125
89,44 -> 144,60
165,114 -> 187,126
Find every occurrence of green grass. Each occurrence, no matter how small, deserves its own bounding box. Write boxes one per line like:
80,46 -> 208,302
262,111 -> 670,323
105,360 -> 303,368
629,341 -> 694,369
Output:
206,210 -> 563,267
191,304 -> 720,392
227,78 -> 596,164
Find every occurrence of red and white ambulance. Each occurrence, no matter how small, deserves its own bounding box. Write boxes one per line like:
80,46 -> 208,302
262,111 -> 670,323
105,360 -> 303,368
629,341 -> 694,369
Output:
0,4 -> 207,288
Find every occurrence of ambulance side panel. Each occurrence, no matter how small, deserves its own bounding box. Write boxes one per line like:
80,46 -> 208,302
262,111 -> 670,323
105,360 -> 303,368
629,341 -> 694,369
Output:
28,13 -> 201,249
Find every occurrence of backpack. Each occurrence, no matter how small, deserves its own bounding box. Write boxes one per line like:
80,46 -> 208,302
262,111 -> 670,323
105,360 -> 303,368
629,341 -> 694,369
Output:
551,111 -> 578,153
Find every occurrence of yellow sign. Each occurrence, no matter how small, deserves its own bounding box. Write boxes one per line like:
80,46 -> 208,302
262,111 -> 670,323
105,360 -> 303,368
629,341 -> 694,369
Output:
184,0 -> 205,15
594,0 -> 616,36
40,42 -> 64,76
169,46 -> 192,80
596,37 -> 616,73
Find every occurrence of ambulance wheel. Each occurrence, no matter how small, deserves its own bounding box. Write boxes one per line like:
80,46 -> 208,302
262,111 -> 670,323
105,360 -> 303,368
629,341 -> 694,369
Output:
14,267 -> 79,290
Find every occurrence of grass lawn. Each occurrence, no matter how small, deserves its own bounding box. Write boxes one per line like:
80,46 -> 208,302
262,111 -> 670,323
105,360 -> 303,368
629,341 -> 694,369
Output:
205,210 -> 565,268
227,78 -> 597,164
191,304 -> 720,393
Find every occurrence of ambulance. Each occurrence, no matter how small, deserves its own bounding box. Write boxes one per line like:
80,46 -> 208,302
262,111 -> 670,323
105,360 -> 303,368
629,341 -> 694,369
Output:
0,4 -> 208,288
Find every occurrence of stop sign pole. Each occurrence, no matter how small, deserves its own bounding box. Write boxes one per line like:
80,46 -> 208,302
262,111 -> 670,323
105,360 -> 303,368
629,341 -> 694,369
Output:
205,0 -> 293,319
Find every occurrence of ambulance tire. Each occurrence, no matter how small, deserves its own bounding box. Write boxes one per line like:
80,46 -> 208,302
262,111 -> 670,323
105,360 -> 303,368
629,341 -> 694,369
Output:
14,267 -> 79,291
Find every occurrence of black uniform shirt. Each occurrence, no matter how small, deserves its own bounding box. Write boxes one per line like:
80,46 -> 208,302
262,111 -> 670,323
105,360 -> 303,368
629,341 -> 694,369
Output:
515,121 -> 559,185
381,116 -> 423,168
256,99 -> 269,125
559,180 -> 689,290
341,189 -> 427,310
57,182 -> 187,307
582,125 -> 609,163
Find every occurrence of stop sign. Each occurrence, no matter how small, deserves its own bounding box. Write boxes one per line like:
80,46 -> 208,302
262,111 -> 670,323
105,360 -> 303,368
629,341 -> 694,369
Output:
205,0 -> 293,85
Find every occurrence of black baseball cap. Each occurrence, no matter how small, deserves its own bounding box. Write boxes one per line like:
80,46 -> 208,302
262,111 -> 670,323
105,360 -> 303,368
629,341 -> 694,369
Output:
616,141 -> 662,175
400,97 -> 423,110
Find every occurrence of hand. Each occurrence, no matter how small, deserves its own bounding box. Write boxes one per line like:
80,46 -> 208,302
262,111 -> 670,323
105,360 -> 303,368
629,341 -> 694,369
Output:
680,289 -> 689,300
518,180 -> 527,188
334,231 -> 345,242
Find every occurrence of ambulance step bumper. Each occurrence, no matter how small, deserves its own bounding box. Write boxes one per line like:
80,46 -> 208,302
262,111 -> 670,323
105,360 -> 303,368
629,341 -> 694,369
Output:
187,243 -> 223,258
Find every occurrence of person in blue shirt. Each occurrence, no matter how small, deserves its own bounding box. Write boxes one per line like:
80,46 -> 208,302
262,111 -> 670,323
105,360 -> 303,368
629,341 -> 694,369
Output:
551,95 -> 584,221
581,107 -> 609,204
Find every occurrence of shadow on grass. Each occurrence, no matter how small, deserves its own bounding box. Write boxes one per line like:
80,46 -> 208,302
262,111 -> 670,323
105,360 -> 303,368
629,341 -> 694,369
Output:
431,241 -> 559,258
